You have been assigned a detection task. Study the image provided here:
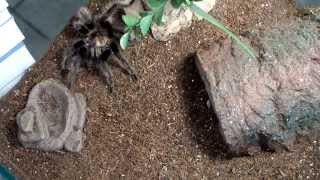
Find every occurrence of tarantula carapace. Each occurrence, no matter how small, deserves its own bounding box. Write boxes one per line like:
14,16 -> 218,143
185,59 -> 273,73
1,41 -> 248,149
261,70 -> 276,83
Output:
62,6 -> 137,92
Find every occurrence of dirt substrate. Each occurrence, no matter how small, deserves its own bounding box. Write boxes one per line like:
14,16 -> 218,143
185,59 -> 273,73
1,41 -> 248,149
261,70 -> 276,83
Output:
0,0 -> 319,179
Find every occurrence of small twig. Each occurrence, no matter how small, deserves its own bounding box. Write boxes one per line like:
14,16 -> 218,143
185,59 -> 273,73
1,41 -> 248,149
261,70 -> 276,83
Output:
135,41 -> 142,57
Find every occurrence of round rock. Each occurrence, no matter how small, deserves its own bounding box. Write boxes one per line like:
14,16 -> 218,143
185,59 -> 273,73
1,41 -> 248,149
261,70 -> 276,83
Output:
16,79 -> 87,152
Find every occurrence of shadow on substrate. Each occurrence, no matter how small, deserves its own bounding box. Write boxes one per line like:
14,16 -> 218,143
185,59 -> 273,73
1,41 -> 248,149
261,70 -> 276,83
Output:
179,54 -> 228,159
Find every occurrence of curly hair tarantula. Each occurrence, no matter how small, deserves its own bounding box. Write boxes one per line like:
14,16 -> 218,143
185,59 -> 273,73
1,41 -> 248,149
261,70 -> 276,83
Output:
61,5 -> 137,92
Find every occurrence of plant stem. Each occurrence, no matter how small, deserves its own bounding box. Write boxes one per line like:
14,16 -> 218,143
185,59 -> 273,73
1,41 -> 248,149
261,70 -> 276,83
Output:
188,2 -> 256,59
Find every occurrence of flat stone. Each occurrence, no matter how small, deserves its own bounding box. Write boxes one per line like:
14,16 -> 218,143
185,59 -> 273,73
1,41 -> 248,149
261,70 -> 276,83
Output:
16,79 -> 87,152
17,110 -> 34,133
196,19 -> 320,155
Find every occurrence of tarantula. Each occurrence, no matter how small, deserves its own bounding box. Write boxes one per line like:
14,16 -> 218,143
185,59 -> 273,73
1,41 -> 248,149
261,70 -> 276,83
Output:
61,6 -> 137,92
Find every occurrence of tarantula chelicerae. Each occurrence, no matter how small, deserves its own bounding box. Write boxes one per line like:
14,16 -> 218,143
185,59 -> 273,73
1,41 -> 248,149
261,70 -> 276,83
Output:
62,6 -> 137,92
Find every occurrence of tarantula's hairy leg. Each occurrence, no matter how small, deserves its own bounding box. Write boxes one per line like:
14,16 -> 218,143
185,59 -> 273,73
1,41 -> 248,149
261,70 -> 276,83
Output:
61,48 -> 71,71
61,39 -> 89,88
64,54 -> 82,89
98,5 -> 126,39
73,7 -> 94,35
97,60 -> 114,92
110,42 -> 138,80
112,53 -> 138,81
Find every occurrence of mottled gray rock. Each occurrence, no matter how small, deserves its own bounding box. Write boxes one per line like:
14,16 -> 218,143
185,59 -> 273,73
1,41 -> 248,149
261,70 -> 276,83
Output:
196,20 -> 320,155
120,0 -> 215,41
151,3 -> 193,41
150,0 -> 216,41
16,79 -> 87,152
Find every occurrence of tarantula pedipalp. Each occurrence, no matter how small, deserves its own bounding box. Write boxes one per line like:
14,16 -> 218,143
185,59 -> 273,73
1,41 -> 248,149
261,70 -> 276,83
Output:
61,6 -> 137,92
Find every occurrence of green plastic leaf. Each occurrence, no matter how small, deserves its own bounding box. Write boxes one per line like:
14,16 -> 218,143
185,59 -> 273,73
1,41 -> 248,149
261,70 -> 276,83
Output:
147,0 -> 166,10
140,14 -> 154,35
171,0 -> 184,8
153,7 -> 165,25
140,11 -> 153,17
120,32 -> 130,49
122,15 -> 140,27
188,2 -> 256,59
